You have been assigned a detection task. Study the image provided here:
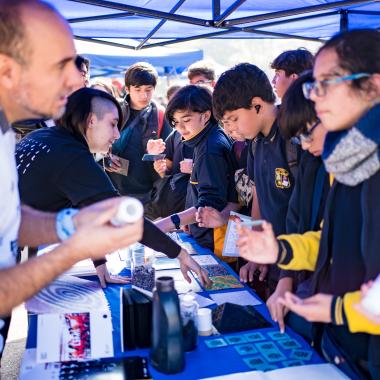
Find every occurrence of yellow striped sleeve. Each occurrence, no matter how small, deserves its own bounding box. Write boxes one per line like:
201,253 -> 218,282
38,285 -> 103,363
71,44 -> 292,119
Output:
277,230 -> 321,271
343,291 -> 380,334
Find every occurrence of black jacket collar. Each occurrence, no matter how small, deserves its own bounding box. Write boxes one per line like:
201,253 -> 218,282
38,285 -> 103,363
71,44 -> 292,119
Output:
182,122 -> 216,149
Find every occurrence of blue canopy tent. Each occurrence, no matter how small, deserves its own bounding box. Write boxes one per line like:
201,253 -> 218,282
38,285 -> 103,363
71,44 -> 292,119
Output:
74,40 -> 203,77
47,0 -> 380,51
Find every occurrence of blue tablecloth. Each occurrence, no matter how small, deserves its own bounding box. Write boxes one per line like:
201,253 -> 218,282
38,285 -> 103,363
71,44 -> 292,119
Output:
26,233 -> 323,379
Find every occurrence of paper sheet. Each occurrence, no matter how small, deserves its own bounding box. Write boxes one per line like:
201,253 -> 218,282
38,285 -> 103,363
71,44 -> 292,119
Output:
189,293 -> 216,308
201,364 -> 349,380
210,290 -> 261,306
155,269 -> 202,293
154,257 -> 181,270
192,255 -> 219,266
222,212 -> 263,257
26,275 -> 109,314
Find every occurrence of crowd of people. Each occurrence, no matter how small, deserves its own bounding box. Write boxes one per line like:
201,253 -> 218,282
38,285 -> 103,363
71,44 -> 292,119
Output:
0,1 -> 379,379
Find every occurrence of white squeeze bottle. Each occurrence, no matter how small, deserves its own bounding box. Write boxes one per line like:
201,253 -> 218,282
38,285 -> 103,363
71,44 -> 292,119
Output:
111,198 -> 144,226
361,275 -> 380,316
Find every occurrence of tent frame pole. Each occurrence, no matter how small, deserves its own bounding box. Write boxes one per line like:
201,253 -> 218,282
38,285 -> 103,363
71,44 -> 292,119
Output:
68,11 -> 133,23
74,35 -> 137,50
243,10 -> 338,30
212,0 -> 221,19
339,9 -> 349,31
136,0 -> 187,49
214,0 -> 246,26
68,0 -> 209,26
221,0 -> 370,26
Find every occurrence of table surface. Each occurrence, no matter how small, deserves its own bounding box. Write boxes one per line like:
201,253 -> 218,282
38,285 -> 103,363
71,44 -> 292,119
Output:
23,233 -> 323,379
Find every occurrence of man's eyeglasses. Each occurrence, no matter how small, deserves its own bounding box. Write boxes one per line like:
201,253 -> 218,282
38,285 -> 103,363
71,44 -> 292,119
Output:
291,120 -> 321,145
302,72 -> 371,99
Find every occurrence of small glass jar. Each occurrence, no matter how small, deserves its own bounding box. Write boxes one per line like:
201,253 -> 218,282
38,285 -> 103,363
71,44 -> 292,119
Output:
131,244 -> 155,293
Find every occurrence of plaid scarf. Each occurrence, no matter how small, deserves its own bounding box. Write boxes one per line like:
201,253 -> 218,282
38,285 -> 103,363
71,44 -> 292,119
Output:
322,103 -> 380,186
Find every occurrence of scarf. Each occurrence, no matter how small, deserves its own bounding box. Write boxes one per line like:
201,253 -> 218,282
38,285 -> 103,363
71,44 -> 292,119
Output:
322,103 -> 380,186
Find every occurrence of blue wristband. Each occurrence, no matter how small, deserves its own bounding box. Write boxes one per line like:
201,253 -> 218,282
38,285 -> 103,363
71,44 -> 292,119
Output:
56,208 -> 79,241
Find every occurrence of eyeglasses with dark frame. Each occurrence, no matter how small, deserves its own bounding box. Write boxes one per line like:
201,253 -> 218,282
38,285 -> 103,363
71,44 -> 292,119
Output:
291,119 -> 321,146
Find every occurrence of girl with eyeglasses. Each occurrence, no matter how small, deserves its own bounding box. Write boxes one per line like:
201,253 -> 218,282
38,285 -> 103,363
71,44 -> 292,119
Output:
236,29 -> 380,379
154,85 -> 238,261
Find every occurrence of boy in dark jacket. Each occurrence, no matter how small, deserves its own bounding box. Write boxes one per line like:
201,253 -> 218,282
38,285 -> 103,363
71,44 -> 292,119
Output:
155,85 -> 237,258
212,63 -> 301,296
107,62 -> 171,203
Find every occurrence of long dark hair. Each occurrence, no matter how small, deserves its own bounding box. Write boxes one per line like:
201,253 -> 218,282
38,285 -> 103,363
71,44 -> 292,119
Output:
165,84 -> 217,125
57,87 -> 123,136
317,29 -> 380,92
277,71 -> 317,139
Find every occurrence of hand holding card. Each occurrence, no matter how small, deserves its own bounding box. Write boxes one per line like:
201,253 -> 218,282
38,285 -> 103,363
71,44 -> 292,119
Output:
142,153 -> 166,162
104,154 -> 129,176
147,138 -> 165,155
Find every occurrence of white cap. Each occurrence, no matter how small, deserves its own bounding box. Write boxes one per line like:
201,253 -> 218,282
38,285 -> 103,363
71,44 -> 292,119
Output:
111,197 -> 144,226
182,294 -> 195,306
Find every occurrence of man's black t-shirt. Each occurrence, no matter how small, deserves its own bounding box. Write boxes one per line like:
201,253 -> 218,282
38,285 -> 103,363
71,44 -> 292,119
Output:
16,126 -> 181,258
16,127 -> 117,211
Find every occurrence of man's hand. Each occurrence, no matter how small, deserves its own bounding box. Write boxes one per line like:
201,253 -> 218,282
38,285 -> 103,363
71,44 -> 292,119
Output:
153,159 -> 167,177
95,263 -> 131,288
196,206 -> 226,228
266,277 -> 292,333
239,262 -> 268,283
147,139 -> 165,154
278,292 -> 333,323
68,197 -> 144,261
177,249 -> 211,287
236,221 -> 278,264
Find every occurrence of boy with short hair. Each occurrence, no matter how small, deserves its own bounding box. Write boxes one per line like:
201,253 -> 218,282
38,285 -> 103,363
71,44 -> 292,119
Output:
271,49 -> 314,100
213,63 -> 300,296
107,62 -> 172,202
187,60 -> 216,87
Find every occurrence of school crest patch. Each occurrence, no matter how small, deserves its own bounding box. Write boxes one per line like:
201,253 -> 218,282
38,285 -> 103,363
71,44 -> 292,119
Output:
275,168 -> 290,189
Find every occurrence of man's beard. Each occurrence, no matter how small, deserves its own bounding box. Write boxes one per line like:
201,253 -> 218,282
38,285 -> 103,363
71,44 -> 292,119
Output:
15,91 -> 65,121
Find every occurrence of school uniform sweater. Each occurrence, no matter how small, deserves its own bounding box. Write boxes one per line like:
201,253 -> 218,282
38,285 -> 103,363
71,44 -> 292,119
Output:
183,122 -> 237,253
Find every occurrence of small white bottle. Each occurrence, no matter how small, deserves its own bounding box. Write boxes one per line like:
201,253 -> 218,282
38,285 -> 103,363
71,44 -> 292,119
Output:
361,275 -> 380,316
111,198 -> 144,226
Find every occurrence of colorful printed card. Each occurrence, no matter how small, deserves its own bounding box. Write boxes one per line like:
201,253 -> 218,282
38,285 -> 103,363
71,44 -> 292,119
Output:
205,275 -> 244,291
202,264 -> 229,277
37,311 -> 113,363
